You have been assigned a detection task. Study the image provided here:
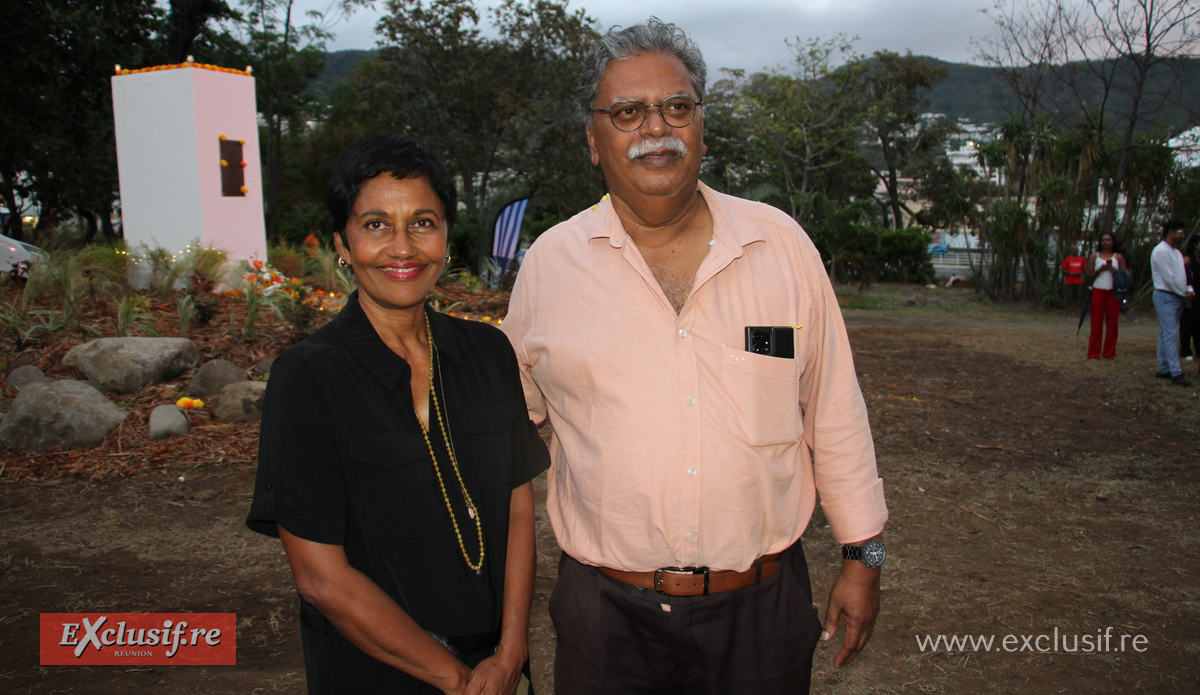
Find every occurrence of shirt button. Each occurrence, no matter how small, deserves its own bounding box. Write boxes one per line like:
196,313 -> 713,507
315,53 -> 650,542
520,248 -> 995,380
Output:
685,532 -> 697,542
687,467 -> 697,476
686,396 -> 695,405
678,329 -> 688,338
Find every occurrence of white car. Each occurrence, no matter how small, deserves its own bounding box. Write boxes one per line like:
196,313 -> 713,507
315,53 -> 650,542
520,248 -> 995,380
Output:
1,232 -> 42,275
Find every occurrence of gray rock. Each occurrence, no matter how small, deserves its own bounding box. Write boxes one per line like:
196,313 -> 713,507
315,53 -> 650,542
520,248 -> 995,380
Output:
9,352 -> 36,370
62,338 -> 201,393
7,365 -> 51,391
148,404 -> 189,440
188,359 -> 246,397
0,381 -> 127,451
212,381 -> 268,423
249,357 -> 275,379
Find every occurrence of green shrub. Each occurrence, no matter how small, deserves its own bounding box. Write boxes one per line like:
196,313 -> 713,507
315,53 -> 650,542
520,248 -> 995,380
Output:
112,294 -> 154,337
268,241 -> 305,280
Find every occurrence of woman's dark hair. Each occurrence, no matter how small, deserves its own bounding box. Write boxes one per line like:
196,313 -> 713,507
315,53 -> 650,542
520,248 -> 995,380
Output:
1096,233 -> 1118,252
327,134 -> 457,246
1186,233 -> 1200,260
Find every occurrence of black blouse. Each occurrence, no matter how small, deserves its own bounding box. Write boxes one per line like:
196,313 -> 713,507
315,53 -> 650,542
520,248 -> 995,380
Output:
247,292 -> 548,690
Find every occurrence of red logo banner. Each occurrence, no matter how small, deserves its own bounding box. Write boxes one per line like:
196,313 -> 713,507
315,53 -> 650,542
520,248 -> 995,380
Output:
40,613 -> 236,665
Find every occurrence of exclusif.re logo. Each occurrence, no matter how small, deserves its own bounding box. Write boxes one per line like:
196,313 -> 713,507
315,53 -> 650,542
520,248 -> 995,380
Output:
40,613 -> 236,665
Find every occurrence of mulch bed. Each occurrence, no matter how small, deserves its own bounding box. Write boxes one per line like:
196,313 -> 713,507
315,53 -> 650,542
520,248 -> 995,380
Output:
0,280 -> 511,482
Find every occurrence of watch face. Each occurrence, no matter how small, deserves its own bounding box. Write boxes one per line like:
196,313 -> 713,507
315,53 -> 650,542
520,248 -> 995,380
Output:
860,539 -> 886,568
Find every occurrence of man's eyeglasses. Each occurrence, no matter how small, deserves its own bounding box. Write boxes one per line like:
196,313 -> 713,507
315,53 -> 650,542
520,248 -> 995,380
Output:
592,96 -> 703,132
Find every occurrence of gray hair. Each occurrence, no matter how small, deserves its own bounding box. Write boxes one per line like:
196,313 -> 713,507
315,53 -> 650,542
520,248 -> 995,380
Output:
577,17 -> 707,126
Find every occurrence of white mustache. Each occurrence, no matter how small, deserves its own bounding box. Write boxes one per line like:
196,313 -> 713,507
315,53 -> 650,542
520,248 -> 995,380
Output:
626,136 -> 689,160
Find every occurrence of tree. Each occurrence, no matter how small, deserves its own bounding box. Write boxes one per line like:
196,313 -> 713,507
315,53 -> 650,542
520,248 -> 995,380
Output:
857,50 -> 950,229
338,0 -> 603,267
231,1 -> 370,239
977,0 -> 1200,238
0,0 -> 164,242
702,36 -> 880,224
167,0 -> 235,62
745,37 -> 872,216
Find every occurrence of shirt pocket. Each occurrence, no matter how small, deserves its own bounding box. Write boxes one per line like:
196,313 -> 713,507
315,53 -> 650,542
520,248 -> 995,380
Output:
458,397 -> 518,497
346,434 -> 442,540
718,345 -> 803,447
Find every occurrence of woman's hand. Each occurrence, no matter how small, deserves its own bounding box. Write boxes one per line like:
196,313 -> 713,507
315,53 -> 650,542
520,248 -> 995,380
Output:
462,482 -> 536,694
463,645 -> 524,695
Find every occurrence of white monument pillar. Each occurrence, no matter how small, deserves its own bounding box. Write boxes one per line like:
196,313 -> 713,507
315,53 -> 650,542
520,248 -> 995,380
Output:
111,62 -> 267,274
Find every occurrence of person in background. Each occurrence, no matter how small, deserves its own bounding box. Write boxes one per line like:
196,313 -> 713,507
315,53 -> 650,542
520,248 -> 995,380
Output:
1087,232 -> 1125,359
1061,244 -> 1086,317
1151,220 -> 1194,386
1180,233 -> 1199,364
1112,239 -> 1134,312
247,134 -> 549,694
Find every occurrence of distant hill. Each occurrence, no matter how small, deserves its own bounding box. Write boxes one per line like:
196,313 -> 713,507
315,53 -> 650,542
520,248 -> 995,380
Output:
310,50 -> 1200,134
920,60 -> 1016,125
918,56 -> 1200,133
307,49 -> 378,101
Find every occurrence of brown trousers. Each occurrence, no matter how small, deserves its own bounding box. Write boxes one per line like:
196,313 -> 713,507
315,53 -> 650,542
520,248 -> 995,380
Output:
550,540 -> 821,695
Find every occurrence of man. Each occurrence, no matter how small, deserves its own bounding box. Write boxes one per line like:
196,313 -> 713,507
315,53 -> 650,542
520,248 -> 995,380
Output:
501,18 -> 887,694
1061,244 -> 1086,316
1151,219 -> 1194,386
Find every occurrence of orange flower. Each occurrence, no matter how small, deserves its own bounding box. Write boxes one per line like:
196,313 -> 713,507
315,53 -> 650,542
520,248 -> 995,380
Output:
176,397 -> 205,409
252,260 -> 264,270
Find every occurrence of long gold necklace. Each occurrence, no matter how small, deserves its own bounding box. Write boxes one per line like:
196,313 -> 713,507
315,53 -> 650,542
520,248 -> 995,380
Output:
416,313 -> 484,573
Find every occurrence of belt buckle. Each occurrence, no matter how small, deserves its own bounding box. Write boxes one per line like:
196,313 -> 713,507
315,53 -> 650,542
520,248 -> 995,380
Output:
653,566 -> 710,595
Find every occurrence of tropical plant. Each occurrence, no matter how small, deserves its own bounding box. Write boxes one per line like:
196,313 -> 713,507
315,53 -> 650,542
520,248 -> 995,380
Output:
111,293 -> 154,337
176,295 -> 197,338
304,242 -> 343,292
186,244 -> 230,294
240,282 -> 275,340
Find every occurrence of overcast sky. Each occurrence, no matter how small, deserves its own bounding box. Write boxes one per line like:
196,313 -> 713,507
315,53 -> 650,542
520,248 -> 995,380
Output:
296,0 -> 998,77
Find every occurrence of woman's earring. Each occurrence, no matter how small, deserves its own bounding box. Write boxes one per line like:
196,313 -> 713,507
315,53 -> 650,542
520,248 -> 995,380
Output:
338,257 -> 348,268
444,253 -> 452,264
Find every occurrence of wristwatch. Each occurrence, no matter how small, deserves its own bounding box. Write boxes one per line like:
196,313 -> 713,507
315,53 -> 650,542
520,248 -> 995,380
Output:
842,539 -> 886,569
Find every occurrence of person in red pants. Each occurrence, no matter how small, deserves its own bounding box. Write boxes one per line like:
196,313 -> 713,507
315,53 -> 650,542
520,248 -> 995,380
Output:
1087,232 -> 1125,359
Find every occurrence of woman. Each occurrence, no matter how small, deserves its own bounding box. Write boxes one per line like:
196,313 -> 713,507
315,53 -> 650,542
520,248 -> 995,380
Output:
247,134 -> 548,694
1087,232 -> 1125,359
1181,233 -> 1199,362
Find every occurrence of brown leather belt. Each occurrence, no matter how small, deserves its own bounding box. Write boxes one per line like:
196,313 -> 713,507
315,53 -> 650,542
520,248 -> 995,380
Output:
595,552 -> 783,597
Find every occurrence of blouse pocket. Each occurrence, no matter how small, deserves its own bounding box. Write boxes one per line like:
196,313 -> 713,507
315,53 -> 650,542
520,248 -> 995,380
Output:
459,397 -> 517,434
718,345 -> 803,447
458,397 -> 518,499
346,434 -> 442,540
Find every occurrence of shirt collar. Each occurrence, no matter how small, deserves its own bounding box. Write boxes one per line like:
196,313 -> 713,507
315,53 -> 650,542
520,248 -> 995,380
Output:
586,181 -> 769,253
333,291 -> 466,391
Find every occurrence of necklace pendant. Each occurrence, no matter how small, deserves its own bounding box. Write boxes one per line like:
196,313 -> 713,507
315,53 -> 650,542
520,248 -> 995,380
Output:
467,506 -> 476,520
476,566 -> 482,575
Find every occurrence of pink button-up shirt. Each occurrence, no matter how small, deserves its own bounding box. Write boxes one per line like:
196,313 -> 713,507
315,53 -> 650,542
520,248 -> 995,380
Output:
502,184 -> 887,572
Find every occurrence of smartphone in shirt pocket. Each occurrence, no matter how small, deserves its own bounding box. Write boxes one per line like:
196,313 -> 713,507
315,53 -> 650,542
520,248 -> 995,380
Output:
745,326 -> 795,359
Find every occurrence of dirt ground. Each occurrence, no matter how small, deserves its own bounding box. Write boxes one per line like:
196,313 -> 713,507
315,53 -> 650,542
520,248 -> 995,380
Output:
2,286 -> 1198,694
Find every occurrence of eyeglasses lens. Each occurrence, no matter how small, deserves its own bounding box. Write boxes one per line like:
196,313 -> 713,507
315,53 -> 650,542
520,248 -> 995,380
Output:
609,97 -> 697,131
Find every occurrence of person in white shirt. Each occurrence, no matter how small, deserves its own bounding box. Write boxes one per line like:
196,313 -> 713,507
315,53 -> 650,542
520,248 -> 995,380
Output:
1151,220 -> 1195,386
